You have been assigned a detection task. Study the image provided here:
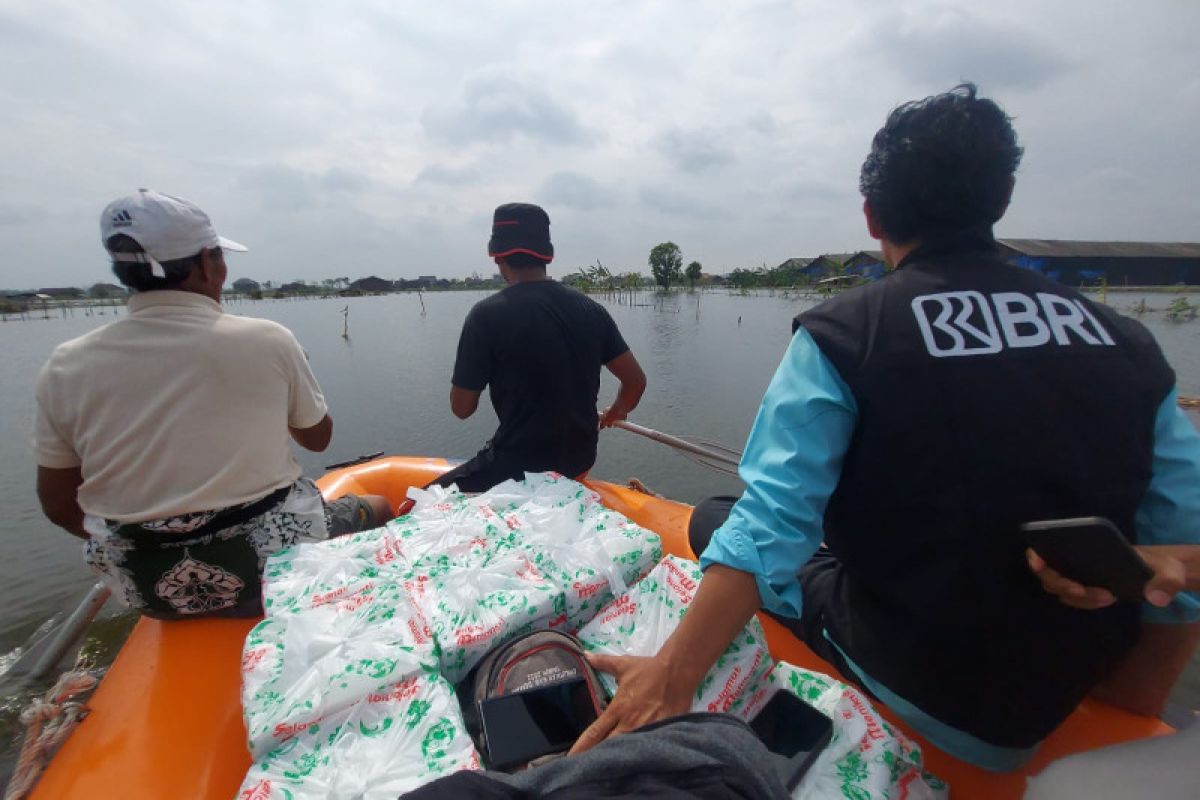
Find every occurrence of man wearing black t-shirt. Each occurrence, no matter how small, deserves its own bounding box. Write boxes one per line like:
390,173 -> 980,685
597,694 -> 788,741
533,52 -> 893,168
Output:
433,203 -> 646,492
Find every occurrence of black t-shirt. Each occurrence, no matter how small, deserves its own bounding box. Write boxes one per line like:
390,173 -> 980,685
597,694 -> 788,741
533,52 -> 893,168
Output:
452,280 -> 629,475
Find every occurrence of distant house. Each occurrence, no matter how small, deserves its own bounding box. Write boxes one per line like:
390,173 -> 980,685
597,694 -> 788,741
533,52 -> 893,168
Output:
844,250 -> 886,280
804,253 -> 854,280
38,287 -> 84,298
997,239 -> 1200,286
395,275 -> 441,290
88,283 -> 127,299
349,276 -> 393,293
232,278 -> 260,293
768,258 -> 812,284
773,256 -> 846,282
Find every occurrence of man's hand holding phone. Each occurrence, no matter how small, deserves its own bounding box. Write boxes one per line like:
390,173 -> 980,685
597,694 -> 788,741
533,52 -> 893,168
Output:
1027,545 -> 1187,610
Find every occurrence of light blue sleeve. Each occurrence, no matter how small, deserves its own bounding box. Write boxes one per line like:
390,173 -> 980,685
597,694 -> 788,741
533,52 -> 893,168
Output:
698,328 -> 857,618
1136,388 -> 1200,624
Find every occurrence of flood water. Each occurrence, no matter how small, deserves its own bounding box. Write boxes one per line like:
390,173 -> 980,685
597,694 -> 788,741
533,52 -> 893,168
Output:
2,287 -> 1198,779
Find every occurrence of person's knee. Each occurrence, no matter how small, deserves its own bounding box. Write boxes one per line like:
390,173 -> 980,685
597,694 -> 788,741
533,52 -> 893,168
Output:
326,493 -> 391,536
687,495 -> 739,558
365,494 -> 393,526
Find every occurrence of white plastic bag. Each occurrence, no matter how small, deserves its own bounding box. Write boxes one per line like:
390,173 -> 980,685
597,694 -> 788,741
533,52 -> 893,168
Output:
241,578 -> 438,758
241,473 -> 665,795
743,662 -> 948,800
577,555 -> 773,715
237,670 -> 479,800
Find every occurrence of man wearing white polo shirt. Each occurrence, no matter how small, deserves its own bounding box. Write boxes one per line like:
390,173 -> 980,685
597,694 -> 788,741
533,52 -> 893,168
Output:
35,189 -> 391,619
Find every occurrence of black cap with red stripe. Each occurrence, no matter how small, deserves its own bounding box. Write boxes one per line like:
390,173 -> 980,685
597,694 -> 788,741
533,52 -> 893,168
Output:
487,203 -> 554,263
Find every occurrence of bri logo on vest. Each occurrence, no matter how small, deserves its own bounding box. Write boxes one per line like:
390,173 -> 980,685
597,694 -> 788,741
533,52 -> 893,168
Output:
911,291 -> 1115,358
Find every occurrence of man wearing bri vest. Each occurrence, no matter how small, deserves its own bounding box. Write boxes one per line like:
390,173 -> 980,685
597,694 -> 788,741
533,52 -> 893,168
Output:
35,189 -> 391,619
572,85 -> 1200,770
433,203 -> 646,493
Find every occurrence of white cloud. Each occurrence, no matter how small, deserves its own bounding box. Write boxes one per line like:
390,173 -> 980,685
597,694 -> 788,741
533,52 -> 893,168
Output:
422,72 -> 594,147
653,127 -> 736,173
0,0 -> 1197,287
540,171 -> 617,210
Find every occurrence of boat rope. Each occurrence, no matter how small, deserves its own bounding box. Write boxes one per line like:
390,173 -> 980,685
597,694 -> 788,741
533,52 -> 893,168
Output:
4,661 -> 101,800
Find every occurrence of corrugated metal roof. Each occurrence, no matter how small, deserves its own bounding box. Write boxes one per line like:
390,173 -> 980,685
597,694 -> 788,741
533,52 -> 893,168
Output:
816,252 -> 856,264
776,257 -> 814,269
846,250 -> 885,262
998,239 -> 1200,258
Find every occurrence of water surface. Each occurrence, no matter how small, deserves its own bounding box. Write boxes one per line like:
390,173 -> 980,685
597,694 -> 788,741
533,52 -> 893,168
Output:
1,288 -> 1197,779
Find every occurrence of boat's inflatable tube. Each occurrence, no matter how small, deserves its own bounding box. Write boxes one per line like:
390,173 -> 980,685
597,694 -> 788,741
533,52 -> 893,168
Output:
30,457 -> 1174,799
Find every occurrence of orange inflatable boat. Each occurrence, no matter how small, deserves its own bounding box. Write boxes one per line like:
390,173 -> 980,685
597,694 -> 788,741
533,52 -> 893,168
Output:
29,456 -> 1174,799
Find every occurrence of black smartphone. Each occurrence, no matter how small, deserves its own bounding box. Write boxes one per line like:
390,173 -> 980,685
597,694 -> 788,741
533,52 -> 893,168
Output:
1022,516 -> 1153,602
749,690 -> 834,791
478,678 -> 599,771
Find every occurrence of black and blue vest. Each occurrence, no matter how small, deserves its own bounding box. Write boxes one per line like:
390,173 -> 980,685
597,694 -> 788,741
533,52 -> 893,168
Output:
794,235 -> 1174,748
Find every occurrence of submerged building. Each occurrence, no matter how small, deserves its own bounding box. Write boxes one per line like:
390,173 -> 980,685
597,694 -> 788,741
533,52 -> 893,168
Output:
996,240 -> 1200,286
836,241 -> 1200,286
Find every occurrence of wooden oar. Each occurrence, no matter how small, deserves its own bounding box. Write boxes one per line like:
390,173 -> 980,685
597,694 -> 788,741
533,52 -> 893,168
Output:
614,394 -> 1200,476
613,420 -> 742,477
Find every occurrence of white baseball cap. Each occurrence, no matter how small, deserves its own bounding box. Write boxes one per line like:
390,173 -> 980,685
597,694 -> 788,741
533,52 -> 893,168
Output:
100,189 -> 247,278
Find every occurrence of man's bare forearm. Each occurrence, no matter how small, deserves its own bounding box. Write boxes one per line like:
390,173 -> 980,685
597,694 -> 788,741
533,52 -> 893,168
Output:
610,381 -> 644,418
49,508 -> 88,539
37,465 -> 89,539
659,564 -> 762,691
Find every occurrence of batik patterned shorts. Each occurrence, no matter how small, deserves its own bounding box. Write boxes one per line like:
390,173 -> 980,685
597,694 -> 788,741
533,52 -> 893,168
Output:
84,478 -> 331,619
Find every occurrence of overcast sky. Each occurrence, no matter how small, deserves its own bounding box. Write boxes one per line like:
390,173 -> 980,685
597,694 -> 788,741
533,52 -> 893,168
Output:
1,0 -> 1198,287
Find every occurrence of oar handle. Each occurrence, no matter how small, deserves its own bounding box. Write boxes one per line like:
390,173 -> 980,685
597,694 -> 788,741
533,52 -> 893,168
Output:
613,420 -> 741,469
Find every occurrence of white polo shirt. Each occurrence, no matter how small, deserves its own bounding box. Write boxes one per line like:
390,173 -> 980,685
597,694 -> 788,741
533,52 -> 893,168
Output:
35,291 -> 329,523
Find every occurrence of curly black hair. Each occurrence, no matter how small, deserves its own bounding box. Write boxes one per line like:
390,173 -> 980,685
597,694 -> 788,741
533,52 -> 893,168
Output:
859,83 -> 1023,244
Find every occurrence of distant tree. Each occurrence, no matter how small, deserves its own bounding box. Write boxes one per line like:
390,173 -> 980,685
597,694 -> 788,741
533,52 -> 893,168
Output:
563,270 -> 592,290
619,272 -> 644,290
648,242 -> 683,290
685,261 -> 702,288
728,268 -> 757,290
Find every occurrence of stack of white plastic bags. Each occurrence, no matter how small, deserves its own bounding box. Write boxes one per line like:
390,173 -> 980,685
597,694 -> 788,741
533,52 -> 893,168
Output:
237,473 -> 775,799
237,472 -> 944,799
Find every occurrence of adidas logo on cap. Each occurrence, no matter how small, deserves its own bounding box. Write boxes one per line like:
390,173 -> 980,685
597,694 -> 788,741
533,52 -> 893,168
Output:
110,209 -> 133,228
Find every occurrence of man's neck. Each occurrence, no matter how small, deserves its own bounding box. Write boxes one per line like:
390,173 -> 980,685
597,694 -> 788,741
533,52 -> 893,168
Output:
882,238 -> 920,270
176,277 -> 223,304
193,286 -> 223,304
506,269 -> 549,285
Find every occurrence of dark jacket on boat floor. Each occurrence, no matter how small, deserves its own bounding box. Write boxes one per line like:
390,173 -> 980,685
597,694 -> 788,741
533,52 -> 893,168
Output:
399,713 -> 791,800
